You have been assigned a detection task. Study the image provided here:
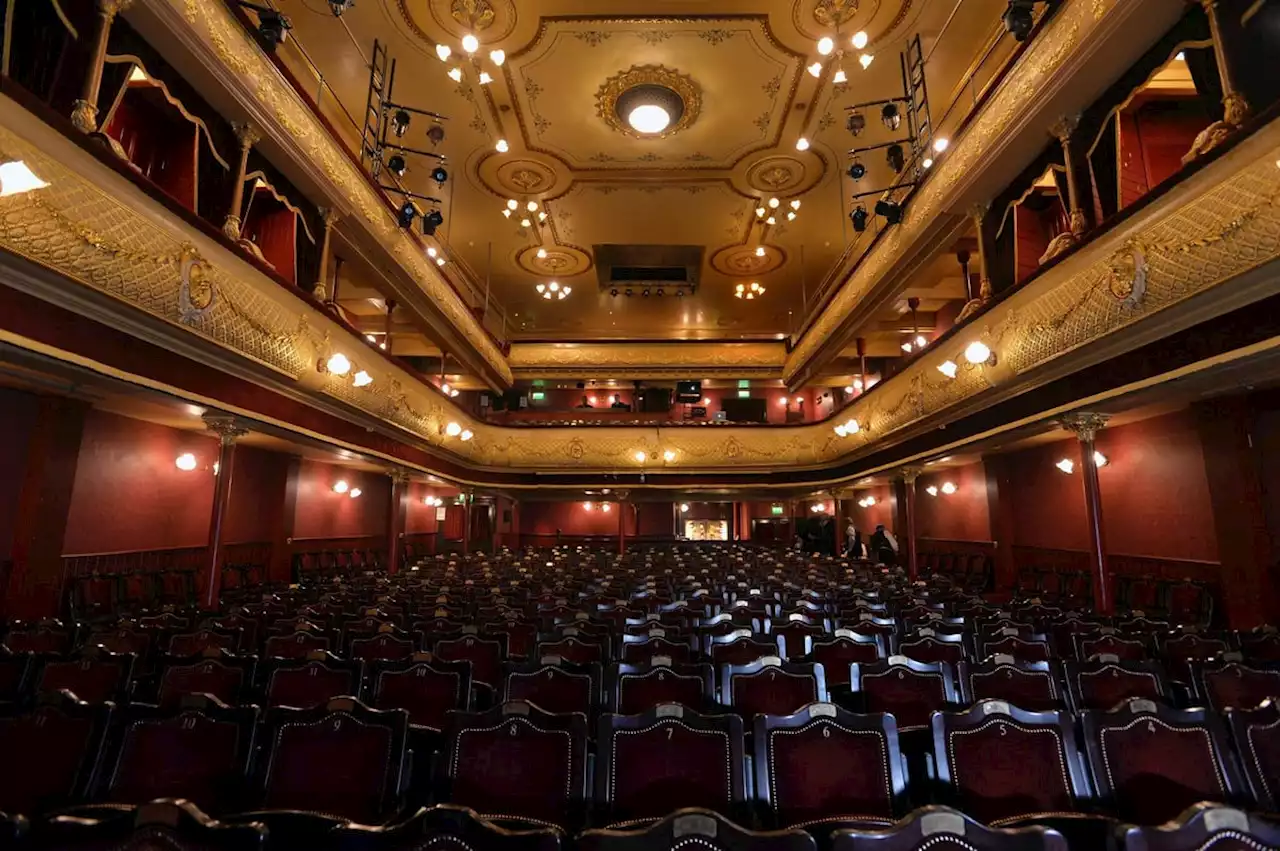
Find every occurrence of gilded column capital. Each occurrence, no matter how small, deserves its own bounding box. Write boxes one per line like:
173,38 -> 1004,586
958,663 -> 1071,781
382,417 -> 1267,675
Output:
232,121 -> 262,149
204,414 -> 250,444
968,202 -> 990,225
319,207 -> 340,228
70,101 -> 99,134
98,0 -> 134,19
387,468 -> 412,485
1060,412 -> 1109,443
1048,114 -> 1080,144
898,466 -> 922,484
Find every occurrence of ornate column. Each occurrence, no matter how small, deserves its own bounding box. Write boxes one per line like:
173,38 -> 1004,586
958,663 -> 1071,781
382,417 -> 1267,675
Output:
384,299 -> 397,355
328,256 -> 344,308
956,204 -> 993,321
616,490 -> 630,555
386,469 -> 409,575
222,122 -> 261,241
1040,114 -> 1088,263
70,0 -> 134,134
201,415 -> 249,611
893,468 -> 921,580
956,248 -> 974,304
312,208 -> 338,301
832,492 -> 844,557
1062,412 -> 1112,614
461,489 -> 472,556
1184,0 -> 1251,163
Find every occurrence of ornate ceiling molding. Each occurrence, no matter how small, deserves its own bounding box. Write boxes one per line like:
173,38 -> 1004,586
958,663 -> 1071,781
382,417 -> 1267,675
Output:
782,0 -> 1179,386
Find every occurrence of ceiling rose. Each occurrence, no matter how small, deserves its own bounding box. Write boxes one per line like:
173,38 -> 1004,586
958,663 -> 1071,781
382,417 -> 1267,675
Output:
597,65 -> 702,140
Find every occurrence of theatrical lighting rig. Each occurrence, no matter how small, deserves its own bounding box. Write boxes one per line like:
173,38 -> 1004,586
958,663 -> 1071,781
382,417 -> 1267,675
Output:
1002,0 -> 1045,42
327,0 -> 354,15
360,40 -> 452,241
235,2 -> 291,52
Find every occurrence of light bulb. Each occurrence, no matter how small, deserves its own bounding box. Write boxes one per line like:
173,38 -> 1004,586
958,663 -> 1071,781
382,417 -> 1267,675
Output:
333,480 -> 349,493
489,49 -> 505,66
817,36 -> 834,55
326,353 -> 351,376
460,429 -> 474,441
859,53 -> 874,69
834,424 -> 847,437
447,67 -> 463,83
768,198 -> 780,208
915,335 -> 928,348
808,62 -> 823,77
846,419 -> 860,433
926,485 -> 939,496
964,341 -> 992,365
923,157 -> 934,169
833,68 -> 847,84
353,370 -> 373,387
851,31 -> 869,49
938,360 -> 958,379
478,72 -> 492,85
766,216 -> 776,225
427,247 -> 438,258
536,248 -> 547,258
350,488 -> 363,498
796,137 -> 810,151
520,218 -> 532,228
526,200 -> 538,212
441,383 -> 452,394
755,247 -> 765,257
495,139 -> 509,153
1093,451 -> 1108,467
934,137 -> 950,153
584,501 -> 594,511
634,450 -> 647,462
755,206 -> 766,217
790,199 -> 801,210
507,199 -> 519,210
461,33 -> 479,53
445,422 -> 462,436
941,481 -> 957,494
663,450 -> 676,462
680,503 -> 689,512
1056,458 -> 1075,474
602,503 -> 611,513
175,453 -> 197,471
435,44 -> 452,61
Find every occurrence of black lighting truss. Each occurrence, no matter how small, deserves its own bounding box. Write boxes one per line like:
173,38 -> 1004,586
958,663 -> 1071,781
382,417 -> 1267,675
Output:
360,39 -> 447,209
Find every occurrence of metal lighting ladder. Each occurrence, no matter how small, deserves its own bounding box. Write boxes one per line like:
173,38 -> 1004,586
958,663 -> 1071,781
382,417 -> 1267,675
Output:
903,34 -> 933,168
360,39 -> 390,175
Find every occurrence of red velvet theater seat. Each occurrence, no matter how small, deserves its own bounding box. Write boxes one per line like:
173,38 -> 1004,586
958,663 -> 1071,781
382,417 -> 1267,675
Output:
330,803 -> 563,851
578,808 -> 815,851
851,658 -> 958,732
720,658 -> 827,719
611,663 -> 715,715
368,657 -> 472,731
501,660 -> 600,717
831,806 -> 1069,851
1063,659 -> 1169,711
957,658 -> 1064,712
1226,700 -> 1280,812
0,693 -> 111,816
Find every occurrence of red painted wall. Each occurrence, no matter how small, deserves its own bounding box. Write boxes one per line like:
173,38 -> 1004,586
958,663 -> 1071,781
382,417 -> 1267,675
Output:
291,458 -> 388,541
405,482 -> 455,534
0,388 -> 40,562
1003,410 -> 1218,561
223,445 -> 288,545
519,501 -> 638,538
62,410 -> 219,554
917,462 -> 991,542
849,485 -> 896,535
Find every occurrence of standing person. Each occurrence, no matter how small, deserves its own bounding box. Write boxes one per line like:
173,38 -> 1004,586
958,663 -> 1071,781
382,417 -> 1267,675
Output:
845,520 -> 866,559
869,524 -> 899,565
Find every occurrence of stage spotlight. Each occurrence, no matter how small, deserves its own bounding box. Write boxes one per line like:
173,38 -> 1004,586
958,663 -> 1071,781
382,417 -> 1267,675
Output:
625,288 -> 634,297
642,288 -> 651,297
397,201 -> 417,229
430,165 -> 448,184
427,124 -> 445,146
392,109 -> 411,138
327,0 -> 353,16
422,209 -> 444,236
610,288 -> 619,297
850,205 -> 868,232
254,9 -> 291,50
881,102 -> 901,131
387,155 -> 406,177
846,111 -> 866,136
1003,0 -> 1037,41
848,158 -> 866,181
875,198 -> 903,224
886,143 -> 905,174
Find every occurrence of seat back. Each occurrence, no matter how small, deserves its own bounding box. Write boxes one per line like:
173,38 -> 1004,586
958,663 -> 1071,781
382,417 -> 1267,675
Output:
158,656 -> 255,709
264,657 -> 362,709
612,663 -> 715,715
933,701 -> 1090,825
978,635 -> 1052,663
436,635 -> 506,689
330,802 -> 562,851
598,703 -> 745,825
350,633 -> 416,662
831,806 -> 1069,851
802,633 -> 886,687
1193,661 -> 1280,712
895,635 -> 967,666
264,630 -> 331,659
577,808 -> 815,851
38,799 -> 267,849
755,703 -> 906,828
1120,803 -> 1280,851
720,658 -> 827,719
259,698 -> 409,823
502,660 -> 601,717
852,658 -> 957,732
1225,700 -> 1280,812
958,658 -> 1063,711
1082,699 -> 1246,824
369,657 -> 472,731
168,629 -> 239,657
445,700 -> 589,829
709,634 -> 781,666
37,652 -> 136,703
94,695 -> 258,814
0,693 -> 111,816
1063,659 -> 1168,711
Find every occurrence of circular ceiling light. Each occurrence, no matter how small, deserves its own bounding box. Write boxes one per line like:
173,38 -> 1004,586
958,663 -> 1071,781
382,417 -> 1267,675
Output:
616,84 -> 685,136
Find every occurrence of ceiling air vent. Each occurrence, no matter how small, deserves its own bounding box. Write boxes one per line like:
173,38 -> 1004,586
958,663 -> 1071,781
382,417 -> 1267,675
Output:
594,244 -> 703,298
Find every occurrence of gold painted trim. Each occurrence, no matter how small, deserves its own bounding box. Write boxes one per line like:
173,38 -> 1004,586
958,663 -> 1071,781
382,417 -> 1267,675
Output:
243,170 -> 317,244
596,65 -> 702,141
102,56 -> 233,170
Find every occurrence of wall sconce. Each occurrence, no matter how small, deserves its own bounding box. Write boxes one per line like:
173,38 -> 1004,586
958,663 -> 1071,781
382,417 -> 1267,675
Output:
926,485 -> 938,496
1093,451 -> 1108,467
663,450 -> 677,462
602,503 -> 612,513
175,453 -> 197,471
0,161 -> 49,197
964,341 -> 997,367
1056,459 -> 1074,474
424,495 -> 442,506
460,429 -> 474,441
941,481 -> 957,494
680,503 -> 690,512
349,488 -> 362,498
322,352 -> 351,376
634,450 -> 647,463
353,371 -> 373,388
583,501 -> 594,511
444,422 -> 462,437
858,496 -> 877,508
333,480 -> 350,493
834,418 -> 861,437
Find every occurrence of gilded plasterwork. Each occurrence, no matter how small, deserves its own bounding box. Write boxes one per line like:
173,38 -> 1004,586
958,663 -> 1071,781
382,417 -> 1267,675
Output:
784,0 -> 1098,383
507,342 -> 788,377
595,65 -> 703,141
175,0 -> 512,385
